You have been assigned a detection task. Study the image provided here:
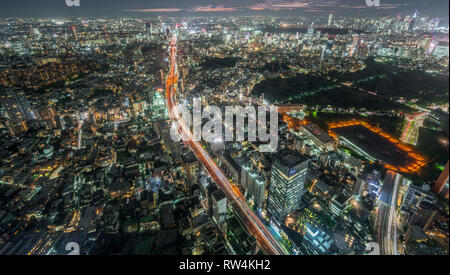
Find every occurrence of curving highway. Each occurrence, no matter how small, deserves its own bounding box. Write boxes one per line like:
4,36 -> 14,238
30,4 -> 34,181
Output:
164,37 -> 286,255
375,170 -> 400,255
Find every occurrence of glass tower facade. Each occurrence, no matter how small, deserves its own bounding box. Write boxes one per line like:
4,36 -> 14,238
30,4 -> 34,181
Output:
267,150 -> 309,223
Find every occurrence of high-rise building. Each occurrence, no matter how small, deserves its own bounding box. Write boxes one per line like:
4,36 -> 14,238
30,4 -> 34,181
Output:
322,38 -> 334,59
408,11 -> 418,32
408,201 -> 439,231
328,13 -> 334,28
246,167 -> 266,209
149,88 -> 168,122
211,189 -> 227,224
353,175 -> 366,195
401,181 -> 436,212
145,22 -> 152,37
267,149 -> 309,223
181,152 -> 199,183
235,154 -> 267,209
366,170 -> 382,200
71,25 -> 78,41
330,194 -> 352,217
434,161 -> 449,198
220,153 -> 240,187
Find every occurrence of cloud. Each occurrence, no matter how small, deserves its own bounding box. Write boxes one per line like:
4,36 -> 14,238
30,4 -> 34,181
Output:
304,9 -> 324,13
190,5 -> 239,12
249,1 -> 311,11
339,2 -> 406,10
123,8 -> 181,13
122,0 -> 410,14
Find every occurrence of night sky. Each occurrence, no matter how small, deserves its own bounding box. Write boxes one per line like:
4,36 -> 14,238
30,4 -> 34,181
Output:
0,0 -> 448,20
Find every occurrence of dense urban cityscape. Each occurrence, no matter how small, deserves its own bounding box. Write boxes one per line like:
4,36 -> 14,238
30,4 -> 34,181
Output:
0,0 -> 448,257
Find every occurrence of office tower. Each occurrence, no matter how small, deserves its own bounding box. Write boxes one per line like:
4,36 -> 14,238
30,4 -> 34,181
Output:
353,175 -> 366,195
330,194 -> 352,216
408,18 -> 416,32
211,189 -> 227,224
267,149 -> 309,223
434,161 -> 449,198
401,181 -> 436,212
328,13 -> 334,28
149,89 -> 168,121
366,170 -> 382,200
181,152 -> 199,183
408,11 -> 418,32
322,38 -> 334,59
235,152 -> 268,210
219,153 -> 240,186
71,25 -> 78,41
408,201 -> 438,231
145,22 -> 151,36
247,167 -> 266,210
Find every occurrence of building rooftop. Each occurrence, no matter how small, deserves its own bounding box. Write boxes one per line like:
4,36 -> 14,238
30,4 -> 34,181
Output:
212,189 -> 226,202
302,123 -> 335,144
275,149 -> 308,169
181,152 -> 197,164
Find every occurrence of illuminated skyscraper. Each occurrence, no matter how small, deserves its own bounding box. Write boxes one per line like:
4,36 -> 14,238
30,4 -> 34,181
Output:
237,156 -> 266,210
267,150 -> 309,223
408,11 -> 418,32
149,88 -> 168,121
71,25 -> 78,41
211,189 -> 227,225
181,152 -> 199,183
367,170 -> 382,201
328,13 -> 334,28
145,22 -> 152,37
401,180 -> 436,212
322,37 -> 334,59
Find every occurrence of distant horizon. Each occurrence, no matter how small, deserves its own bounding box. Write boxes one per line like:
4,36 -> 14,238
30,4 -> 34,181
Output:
0,13 -> 448,26
0,0 -> 448,21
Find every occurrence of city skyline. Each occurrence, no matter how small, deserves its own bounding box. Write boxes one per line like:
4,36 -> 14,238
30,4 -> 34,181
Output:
0,0 -> 448,20
0,1 -> 448,259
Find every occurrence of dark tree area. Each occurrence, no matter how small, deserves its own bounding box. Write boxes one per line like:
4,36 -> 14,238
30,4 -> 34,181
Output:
301,87 -> 411,112
252,73 -> 334,102
356,71 -> 449,107
251,57 -> 447,111
199,57 -> 240,69
261,61 -> 289,73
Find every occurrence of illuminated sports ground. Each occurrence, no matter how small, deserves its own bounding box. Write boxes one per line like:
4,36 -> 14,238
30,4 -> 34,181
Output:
328,121 -> 427,174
